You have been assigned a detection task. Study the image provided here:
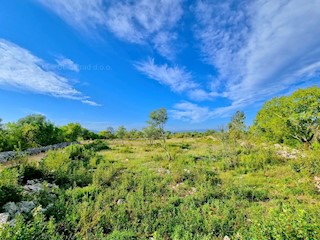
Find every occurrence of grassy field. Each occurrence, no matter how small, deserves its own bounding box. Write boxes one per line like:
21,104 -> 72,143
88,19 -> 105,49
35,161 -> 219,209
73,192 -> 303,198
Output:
0,137 -> 320,239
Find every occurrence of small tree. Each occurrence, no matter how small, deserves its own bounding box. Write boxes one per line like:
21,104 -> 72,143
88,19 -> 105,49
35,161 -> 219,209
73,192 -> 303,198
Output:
116,126 -> 127,144
228,110 -> 246,140
142,125 -> 161,144
147,108 -> 171,160
99,127 -> 115,139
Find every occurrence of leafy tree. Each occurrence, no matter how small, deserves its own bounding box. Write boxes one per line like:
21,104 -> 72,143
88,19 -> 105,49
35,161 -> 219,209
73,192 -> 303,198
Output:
228,110 -> 246,140
99,127 -> 115,139
142,125 -> 161,144
81,128 -> 99,140
147,108 -> 171,160
253,86 -> 320,147
127,129 -> 143,139
116,126 -> 127,144
60,123 -> 83,142
5,114 -> 63,150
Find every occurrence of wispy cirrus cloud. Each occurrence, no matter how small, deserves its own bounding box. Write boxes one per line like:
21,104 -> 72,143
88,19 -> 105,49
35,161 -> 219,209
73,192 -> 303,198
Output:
170,102 -> 212,123
0,39 -> 99,106
194,0 -> 320,111
55,57 -> 79,72
36,0 -> 106,32
105,0 -> 182,43
36,0 -> 183,59
81,100 -> 101,107
135,59 -> 196,93
170,100 -> 248,123
35,0 -> 320,122
135,59 -> 212,101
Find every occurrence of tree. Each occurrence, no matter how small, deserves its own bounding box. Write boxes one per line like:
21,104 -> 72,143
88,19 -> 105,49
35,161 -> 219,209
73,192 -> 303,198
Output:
82,128 -> 99,140
228,110 -> 246,140
253,86 -> 320,147
142,125 -> 161,144
60,123 -> 83,142
127,129 -> 142,139
99,127 -> 115,139
116,126 -> 127,144
5,114 -> 63,150
147,108 -> 171,160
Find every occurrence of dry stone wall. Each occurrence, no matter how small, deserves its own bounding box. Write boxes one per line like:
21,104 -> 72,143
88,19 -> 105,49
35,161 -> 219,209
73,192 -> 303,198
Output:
0,142 -> 77,163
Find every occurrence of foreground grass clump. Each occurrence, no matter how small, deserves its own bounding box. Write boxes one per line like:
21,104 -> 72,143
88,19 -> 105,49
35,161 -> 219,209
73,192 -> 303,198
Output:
0,138 -> 319,239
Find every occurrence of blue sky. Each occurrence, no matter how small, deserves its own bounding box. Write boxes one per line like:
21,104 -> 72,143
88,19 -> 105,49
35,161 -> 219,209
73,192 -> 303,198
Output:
0,0 -> 319,131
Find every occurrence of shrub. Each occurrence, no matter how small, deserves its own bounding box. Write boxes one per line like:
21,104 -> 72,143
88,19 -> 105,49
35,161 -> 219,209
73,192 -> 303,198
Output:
240,203 -> 320,239
84,140 -> 110,152
0,208 -> 62,240
93,165 -> 118,187
0,168 -> 19,186
106,230 -> 136,239
0,185 -> 22,209
19,164 -> 44,184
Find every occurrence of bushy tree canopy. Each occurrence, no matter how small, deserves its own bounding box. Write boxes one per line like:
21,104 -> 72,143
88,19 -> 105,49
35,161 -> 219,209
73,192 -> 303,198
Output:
6,114 -> 63,150
253,86 -> 320,147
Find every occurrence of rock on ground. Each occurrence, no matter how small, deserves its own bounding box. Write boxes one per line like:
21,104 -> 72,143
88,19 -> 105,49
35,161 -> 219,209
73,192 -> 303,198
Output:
0,213 -> 9,227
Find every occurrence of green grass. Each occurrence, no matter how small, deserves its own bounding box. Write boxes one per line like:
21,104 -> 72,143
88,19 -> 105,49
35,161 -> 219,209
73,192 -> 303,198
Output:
0,138 -> 319,239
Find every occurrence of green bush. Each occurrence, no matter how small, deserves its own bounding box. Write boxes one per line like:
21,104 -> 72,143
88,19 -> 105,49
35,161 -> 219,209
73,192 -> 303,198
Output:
85,140 -> 110,152
41,147 -> 93,187
0,208 -> 62,240
93,165 -> 118,187
240,203 -> 320,239
0,185 -> 22,209
20,164 -> 44,184
106,230 -> 137,240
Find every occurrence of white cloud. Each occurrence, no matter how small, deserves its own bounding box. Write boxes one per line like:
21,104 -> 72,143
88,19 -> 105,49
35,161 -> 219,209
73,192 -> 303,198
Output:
135,59 -> 198,93
55,57 -> 79,72
170,102 -> 212,122
36,0 -> 183,59
194,0 -> 320,113
187,89 -> 211,101
170,101 -> 247,123
0,39 -> 98,106
105,0 -> 182,43
135,59 -> 214,101
36,0 -> 106,33
81,100 -> 101,107
152,32 -> 178,61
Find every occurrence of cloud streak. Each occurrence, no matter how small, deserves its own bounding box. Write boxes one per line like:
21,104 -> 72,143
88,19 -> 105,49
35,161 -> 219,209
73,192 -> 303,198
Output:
36,0 -> 183,59
170,102 -> 212,122
36,0 -> 320,122
0,39 -> 99,106
135,59 -> 197,93
194,0 -> 320,111
55,57 -> 79,72
135,59 -> 213,101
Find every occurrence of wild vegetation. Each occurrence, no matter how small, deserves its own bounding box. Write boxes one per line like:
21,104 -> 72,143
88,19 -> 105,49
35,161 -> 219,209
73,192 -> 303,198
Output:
0,86 -> 319,239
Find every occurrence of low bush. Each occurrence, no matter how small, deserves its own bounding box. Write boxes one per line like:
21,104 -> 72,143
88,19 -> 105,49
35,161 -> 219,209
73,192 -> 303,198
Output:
0,185 -> 22,209
84,140 -> 110,152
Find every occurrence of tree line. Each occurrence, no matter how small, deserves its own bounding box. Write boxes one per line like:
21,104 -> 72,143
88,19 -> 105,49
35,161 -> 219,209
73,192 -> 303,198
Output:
0,115 -> 100,152
0,113 -> 215,152
1,86 -> 319,152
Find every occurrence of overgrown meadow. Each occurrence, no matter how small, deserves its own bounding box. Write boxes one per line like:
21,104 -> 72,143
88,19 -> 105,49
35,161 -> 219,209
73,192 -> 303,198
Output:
1,136 -> 319,239
1,87 -> 320,239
